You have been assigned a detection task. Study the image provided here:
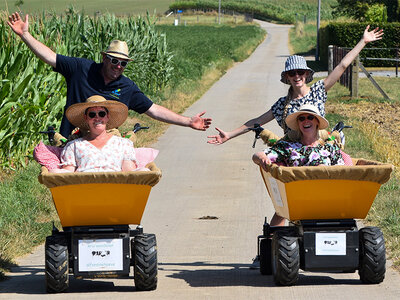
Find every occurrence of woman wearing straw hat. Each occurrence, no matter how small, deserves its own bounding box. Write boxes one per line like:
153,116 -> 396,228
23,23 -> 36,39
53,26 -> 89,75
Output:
252,103 -> 344,227
207,25 -> 383,145
60,95 -> 137,172
7,13 -> 212,138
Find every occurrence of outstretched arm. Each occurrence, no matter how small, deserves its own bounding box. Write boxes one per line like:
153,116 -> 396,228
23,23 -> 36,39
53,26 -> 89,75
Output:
7,12 -> 57,68
207,109 -> 274,145
144,103 -> 212,131
324,25 -> 383,92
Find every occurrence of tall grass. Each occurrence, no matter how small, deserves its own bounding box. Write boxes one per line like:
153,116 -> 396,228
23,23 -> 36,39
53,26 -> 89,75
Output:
0,10 -> 173,169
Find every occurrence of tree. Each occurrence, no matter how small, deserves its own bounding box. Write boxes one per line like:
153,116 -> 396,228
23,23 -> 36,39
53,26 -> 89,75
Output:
332,0 -> 399,22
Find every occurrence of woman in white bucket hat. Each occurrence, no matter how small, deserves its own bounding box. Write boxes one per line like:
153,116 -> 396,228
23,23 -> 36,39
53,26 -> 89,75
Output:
208,25 -> 383,144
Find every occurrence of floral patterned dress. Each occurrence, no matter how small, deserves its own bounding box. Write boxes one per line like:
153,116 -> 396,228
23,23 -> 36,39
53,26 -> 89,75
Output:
264,140 -> 344,167
60,135 -> 136,172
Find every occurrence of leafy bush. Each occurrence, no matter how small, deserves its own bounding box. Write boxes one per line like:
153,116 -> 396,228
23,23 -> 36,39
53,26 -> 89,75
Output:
319,22 -> 400,67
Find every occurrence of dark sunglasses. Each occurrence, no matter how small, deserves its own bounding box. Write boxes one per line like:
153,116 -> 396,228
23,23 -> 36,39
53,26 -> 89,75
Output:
287,69 -> 306,77
87,111 -> 107,118
107,55 -> 128,67
298,115 -> 315,122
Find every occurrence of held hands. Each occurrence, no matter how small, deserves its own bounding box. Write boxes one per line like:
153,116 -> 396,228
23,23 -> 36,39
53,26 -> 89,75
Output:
252,152 -> 272,172
7,12 -> 29,37
207,127 -> 230,145
363,25 -> 384,44
189,111 -> 212,131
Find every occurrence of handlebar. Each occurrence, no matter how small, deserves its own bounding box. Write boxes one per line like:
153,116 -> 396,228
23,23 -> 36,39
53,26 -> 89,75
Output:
133,123 -> 149,133
331,121 -> 352,133
39,126 -> 56,145
248,123 -> 264,148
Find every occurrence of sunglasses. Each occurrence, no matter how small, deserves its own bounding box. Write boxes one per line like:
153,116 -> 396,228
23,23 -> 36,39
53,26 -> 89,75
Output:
87,111 -> 107,118
298,115 -> 315,122
107,55 -> 128,67
287,69 -> 306,77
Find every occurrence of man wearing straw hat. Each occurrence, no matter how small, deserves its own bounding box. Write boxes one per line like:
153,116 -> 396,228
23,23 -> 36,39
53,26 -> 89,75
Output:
7,12 -> 212,138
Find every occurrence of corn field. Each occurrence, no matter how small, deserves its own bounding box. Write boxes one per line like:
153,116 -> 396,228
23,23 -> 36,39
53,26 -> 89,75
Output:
0,9 -> 173,169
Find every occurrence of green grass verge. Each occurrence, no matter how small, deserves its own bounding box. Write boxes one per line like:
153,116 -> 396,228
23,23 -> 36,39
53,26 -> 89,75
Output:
326,111 -> 400,267
0,162 -> 58,279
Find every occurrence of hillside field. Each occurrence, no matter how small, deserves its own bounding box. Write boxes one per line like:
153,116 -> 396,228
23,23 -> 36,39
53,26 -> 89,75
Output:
0,0 -> 173,16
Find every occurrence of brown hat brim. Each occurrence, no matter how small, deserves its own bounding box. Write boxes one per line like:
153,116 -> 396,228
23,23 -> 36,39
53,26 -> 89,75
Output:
66,97 -> 128,130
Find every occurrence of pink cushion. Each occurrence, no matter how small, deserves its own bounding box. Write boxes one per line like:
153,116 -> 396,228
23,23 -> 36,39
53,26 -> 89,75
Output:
33,141 -> 62,170
340,150 -> 353,166
33,143 -> 158,170
135,148 -> 159,168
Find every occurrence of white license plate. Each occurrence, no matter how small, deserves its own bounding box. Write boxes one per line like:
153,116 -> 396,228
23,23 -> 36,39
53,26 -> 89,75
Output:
315,233 -> 346,256
78,238 -> 123,272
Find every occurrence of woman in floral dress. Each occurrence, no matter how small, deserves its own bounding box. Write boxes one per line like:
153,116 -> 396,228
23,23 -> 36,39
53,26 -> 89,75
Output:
252,104 -> 344,226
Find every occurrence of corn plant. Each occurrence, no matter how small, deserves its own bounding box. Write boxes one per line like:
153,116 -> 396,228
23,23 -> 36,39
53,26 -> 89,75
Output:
0,11 -> 173,169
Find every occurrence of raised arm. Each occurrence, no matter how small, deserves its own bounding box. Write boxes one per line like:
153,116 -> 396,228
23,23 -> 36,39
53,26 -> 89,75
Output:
324,25 -> 383,91
207,109 -> 274,145
7,12 -> 57,68
144,103 -> 212,131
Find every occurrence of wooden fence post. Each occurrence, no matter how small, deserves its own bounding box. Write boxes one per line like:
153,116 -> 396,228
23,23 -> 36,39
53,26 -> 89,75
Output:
328,45 -> 333,75
350,55 -> 359,98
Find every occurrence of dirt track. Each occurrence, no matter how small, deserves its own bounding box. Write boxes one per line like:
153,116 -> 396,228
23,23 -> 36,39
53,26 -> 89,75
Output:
1,21 -> 400,299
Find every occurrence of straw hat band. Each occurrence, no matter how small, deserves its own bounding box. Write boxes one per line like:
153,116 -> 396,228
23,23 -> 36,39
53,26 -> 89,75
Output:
285,104 -> 329,131
106,51 -> 130,59
65,96 -> 128,130
102,40 -> 133,61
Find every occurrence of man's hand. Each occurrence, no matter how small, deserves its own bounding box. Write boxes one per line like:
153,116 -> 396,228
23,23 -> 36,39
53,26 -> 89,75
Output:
207,127 -> 229,145
7,12 -> 29,37
189,111 -> 212,131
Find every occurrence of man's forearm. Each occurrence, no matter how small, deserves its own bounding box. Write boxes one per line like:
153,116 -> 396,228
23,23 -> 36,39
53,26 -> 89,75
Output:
20,32 -> 57,68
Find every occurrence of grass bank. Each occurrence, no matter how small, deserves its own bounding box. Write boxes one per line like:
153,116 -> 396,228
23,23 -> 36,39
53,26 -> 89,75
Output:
0,22 -> 266,279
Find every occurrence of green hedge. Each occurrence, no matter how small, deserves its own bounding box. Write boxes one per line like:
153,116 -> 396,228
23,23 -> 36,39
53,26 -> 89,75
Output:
320,22 -> 400,67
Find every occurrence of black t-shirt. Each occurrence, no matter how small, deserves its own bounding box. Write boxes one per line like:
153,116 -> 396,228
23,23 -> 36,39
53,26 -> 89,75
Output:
54,54 -> 153,137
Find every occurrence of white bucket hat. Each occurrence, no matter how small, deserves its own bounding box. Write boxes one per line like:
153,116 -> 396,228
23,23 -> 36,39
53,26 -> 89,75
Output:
66,95 -> 128,130
280,55 -> 314,84
285,103 -> 329,131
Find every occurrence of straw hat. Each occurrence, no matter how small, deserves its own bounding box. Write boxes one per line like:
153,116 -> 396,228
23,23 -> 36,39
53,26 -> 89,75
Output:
285,104 -> 329,131
65,95 -> 128,130
280,55 -> 314,84
101,40 -> 133,61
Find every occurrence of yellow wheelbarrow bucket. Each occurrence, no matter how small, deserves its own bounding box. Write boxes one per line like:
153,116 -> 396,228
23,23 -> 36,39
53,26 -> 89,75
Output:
38,163 -> 162,227
260,159 -> 393,221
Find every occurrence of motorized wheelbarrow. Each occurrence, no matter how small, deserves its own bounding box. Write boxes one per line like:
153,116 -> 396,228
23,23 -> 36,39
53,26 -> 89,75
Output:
37,124 -> 161,293
250,124 -> 394,286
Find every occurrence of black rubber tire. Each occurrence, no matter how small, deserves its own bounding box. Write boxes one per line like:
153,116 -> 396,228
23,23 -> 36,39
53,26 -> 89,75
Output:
133,233 -> 158,291
45,235 -> 69,293
260,238 -> 272,275
359,226 -> 386,284
271,231 -> 300,286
